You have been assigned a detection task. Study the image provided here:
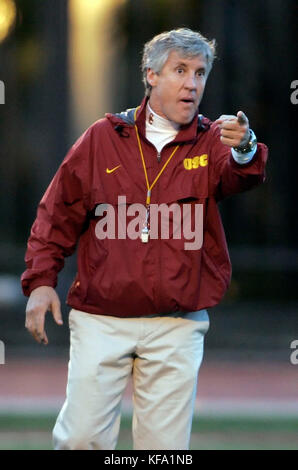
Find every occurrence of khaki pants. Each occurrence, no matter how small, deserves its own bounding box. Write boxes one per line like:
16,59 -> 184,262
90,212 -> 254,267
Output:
53,308 -> 209,450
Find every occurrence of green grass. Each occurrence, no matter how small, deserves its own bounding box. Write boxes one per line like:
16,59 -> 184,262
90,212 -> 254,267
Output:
0,414 -> 56,431
0,413 -> 297,450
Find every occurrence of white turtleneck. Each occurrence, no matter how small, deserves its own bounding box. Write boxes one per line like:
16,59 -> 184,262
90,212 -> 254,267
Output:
145,101 -> 256,164
145,102 -> 180,154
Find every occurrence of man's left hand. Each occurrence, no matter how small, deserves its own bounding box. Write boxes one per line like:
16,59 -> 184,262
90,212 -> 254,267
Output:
215,111 -> 250,148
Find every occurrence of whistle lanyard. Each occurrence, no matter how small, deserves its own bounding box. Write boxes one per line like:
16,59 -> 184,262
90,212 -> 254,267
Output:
134,107 -> 180,242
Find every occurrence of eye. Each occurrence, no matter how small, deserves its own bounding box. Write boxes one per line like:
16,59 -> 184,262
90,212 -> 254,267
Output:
196,70 -> 206,77
176,68 -> 184,74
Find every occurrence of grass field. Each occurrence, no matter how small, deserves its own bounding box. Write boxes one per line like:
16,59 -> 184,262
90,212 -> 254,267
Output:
0,413 -> 298,450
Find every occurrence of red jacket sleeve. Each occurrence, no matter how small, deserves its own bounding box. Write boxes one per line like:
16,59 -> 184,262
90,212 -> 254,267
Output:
21,128 -> 92,296
209,124 -> 269,201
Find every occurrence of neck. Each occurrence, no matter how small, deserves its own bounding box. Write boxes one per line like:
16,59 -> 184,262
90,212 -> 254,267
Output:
145,101 -> 180,154
147,101 -> 180,131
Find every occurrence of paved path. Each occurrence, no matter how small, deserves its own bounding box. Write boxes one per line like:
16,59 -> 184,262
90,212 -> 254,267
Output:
1,358 -> 297,416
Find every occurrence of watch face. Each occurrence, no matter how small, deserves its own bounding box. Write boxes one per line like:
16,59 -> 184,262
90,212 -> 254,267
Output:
251,137 -> 257,146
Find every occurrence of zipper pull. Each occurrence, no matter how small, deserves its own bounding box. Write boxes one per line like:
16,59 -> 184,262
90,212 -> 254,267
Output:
157,151 -> 161,162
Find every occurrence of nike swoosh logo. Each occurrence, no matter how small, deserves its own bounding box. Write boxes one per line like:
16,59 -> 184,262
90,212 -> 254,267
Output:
106,165 -> 121,174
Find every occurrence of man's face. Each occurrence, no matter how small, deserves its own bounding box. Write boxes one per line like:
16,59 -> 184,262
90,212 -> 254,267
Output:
147,51 -> 208,125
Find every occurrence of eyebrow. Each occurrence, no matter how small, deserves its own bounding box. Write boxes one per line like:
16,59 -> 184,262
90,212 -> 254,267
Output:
175,62 -> 188,68
175,62 -> 206,72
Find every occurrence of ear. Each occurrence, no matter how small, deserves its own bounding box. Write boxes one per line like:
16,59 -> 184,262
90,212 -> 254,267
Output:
147,68 -> 158,88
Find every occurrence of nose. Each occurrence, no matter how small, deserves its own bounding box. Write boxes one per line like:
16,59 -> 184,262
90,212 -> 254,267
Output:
184,73 -> 197,90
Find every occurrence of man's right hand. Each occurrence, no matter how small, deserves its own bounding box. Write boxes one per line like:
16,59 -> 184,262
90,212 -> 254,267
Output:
25,286 -> 63,345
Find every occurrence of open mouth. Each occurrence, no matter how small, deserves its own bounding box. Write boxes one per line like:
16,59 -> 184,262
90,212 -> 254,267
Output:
180,99 -> 195,104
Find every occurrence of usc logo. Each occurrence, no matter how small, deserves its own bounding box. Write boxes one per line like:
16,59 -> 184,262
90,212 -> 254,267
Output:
183,154 -> 208,170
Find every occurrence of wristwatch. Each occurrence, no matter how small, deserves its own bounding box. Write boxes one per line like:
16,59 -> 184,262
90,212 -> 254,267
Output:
233,129 -> 257,154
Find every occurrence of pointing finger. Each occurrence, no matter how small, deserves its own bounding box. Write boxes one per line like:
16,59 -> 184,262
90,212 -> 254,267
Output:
237,111 -> 248,125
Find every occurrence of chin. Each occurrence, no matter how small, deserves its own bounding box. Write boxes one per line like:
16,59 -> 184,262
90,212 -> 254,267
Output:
166,110 -> 196,126
179,115 -> 195,126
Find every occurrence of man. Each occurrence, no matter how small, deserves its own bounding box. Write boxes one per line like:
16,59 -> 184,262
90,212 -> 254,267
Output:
22,28 -> 268,450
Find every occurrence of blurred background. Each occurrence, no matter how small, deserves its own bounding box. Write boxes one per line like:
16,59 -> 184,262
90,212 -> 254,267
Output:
0,0 -> 297,450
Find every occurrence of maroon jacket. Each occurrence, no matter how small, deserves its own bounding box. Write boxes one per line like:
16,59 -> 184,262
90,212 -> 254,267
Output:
21,97 -> 268,317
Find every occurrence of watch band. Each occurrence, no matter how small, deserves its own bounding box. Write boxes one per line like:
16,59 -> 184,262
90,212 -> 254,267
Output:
233,129 -> 257,154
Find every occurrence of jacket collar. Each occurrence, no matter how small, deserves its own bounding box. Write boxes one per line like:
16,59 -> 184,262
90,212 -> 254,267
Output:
107,96 -> 211,140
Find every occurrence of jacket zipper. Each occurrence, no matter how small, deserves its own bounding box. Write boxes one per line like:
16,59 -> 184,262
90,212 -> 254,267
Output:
157,151 -> 161,163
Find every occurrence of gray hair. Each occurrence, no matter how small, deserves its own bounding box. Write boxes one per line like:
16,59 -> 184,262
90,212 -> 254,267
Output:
141,28 -> 216,96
